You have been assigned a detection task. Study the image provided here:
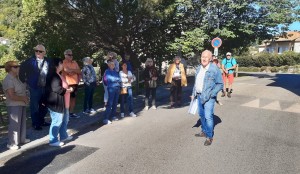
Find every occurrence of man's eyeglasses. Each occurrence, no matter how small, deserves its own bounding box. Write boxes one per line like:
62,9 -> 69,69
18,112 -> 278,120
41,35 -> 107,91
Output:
12,66 -> 20,68
35,50 -> 44,53
66,54 -> 73,56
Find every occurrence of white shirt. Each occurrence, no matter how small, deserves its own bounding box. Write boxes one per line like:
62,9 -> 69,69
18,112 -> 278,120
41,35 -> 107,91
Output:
195,64 -> 210,93
119,70 -> 136,87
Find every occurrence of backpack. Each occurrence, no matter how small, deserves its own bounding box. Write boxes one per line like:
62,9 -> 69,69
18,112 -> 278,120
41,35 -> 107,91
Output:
223,58 -> 236,72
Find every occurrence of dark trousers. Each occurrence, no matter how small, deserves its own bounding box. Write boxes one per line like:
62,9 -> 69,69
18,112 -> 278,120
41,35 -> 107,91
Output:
145,87 -> 156,107
83,82 -> 96,111
29,87 -> 48,127
170,79 -> 182,105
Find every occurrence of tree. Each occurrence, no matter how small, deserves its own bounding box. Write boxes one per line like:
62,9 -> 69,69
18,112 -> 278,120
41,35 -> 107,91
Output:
0,0 -> 21,38
168,0 -> 299,57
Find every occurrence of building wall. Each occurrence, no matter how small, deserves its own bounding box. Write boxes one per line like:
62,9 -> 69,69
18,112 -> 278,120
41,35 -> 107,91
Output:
260,42 -> 295,54
294,42 -> 300,53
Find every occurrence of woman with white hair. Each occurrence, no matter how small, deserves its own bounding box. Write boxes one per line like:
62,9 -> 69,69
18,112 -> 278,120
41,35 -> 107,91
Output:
82,57 -> 97,114
143,58 -> 159,110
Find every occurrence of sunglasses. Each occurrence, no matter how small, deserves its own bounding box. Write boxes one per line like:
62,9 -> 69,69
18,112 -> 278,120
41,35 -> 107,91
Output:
226,55 -> 231,56
66,54 -> 73,56
35,50 -> 44,53
12,66 -> 20,68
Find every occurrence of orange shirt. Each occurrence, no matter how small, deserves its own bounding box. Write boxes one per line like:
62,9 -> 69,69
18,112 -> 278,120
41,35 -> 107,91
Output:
62,59 -> 80,85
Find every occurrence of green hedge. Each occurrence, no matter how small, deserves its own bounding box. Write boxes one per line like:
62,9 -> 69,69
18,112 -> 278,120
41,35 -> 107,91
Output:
236,51 -> 300,67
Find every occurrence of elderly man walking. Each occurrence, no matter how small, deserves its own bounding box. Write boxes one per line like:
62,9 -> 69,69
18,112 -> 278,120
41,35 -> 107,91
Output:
192,50 -> 223,146
19,44 -> 51,130
221,52 -> 237,98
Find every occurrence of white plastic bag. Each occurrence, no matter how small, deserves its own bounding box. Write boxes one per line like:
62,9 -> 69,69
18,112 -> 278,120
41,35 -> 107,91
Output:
188,98 -> 198,115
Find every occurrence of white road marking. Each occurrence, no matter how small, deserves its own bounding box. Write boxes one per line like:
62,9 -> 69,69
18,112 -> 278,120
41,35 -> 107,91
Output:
241,99 -> 260,108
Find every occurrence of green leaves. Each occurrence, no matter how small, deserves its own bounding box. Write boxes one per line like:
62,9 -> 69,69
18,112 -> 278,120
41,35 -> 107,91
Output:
0,0 -> 298,67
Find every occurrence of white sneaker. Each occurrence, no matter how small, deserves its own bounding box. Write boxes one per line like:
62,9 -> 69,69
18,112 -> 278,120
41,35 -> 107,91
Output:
144,106 -> 149,111
21,138 -> 31,144
83,110 -> 90,114
120,113 -> 125,118
112,117 -> 119,121
61,136 -> 73,142
152,106 -> 157,110
7,144 -> 19,150
97,107 -> 105,112
103,119 -> 112,125
90,108 -> 96,114
49,141 -> 64,147
129,112 -> 136,117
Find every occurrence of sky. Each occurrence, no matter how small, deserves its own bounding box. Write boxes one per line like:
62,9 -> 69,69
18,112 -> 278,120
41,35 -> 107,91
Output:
289,21 -> 300,31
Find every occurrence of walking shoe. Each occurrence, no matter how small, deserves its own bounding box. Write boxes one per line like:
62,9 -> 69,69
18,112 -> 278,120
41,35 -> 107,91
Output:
204,138 -> 213,146
168,105 -> 175,109
21,139 -> 31,144
195,132 -> 206,138
112,117 -> 119,121
7,144 -> 19,150
90,108 -> 96,114
61,136 -> 73,142
120,113 -> 125,118
70,113 -> 80,118
227,92 -> 231,98
221,91 -> 226,97
103,119 -> 112,125
151,106 -> 157,110
129,112 -> 137,117
144,106 -> 149,111
97,107 -> 106,112
49,141 -> 64,147
83,110 -> 90,114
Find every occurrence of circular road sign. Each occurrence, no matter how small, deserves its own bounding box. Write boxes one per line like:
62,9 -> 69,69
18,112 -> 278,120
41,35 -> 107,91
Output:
211,37 -> 222,48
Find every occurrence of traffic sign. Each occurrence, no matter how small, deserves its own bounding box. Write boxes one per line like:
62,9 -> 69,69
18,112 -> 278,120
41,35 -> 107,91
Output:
211,37 -> 222,48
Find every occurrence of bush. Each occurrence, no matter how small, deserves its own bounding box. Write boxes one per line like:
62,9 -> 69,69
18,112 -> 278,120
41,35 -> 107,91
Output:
237,51 -> 300,67
270,67 -> 278,72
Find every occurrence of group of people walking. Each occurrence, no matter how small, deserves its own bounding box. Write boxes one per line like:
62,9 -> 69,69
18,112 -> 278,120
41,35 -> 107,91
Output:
2,44 -> 237,149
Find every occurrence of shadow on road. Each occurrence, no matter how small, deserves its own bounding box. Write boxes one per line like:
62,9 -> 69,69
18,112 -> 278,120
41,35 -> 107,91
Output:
192,115 -> 222,129
267,74 -> 300,96
0,145 -> 75,174
239,72 -> 300,96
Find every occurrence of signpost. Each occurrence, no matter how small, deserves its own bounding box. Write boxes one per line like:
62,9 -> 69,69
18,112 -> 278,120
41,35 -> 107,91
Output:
211,37 -> 222,56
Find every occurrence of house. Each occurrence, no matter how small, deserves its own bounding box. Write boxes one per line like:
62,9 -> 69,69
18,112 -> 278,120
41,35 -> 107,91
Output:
258,31 -> 300,54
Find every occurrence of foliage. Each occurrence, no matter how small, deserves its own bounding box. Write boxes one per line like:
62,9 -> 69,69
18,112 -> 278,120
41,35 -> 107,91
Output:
0,0 -> 21,38
236,51 -> 300,67
0,0 -> 299,69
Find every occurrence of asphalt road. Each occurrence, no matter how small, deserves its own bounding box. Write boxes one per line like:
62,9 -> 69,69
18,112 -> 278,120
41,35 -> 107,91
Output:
1,73 -> 299,174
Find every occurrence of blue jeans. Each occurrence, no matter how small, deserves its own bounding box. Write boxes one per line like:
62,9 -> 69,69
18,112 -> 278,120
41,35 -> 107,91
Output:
104,86 -> 120,120
197,95 -> 215,139
49,109 -> 69,143
29,87 -> 48,127
120,87 -> 133,113
83,82 -> 96,111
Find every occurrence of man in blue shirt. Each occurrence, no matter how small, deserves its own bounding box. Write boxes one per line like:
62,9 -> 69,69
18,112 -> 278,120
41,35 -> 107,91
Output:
221,52 -> 237,98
